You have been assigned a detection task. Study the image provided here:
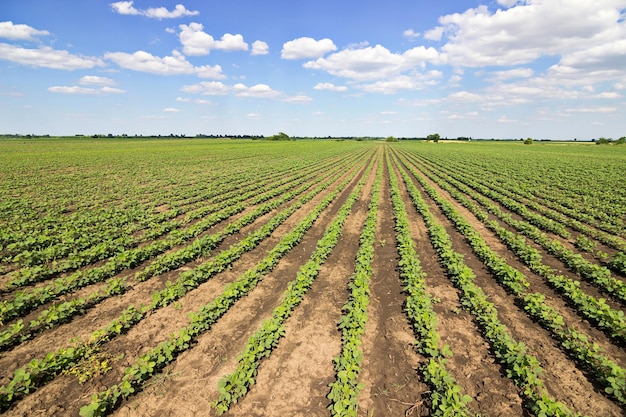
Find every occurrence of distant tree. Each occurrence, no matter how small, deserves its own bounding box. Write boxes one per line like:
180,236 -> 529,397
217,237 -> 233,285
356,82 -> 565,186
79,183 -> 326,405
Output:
385,136 -> 398,142
266,132 -> 291,141
427,133 -> 440,143
596,137 -> 613,145
615,137 -> 626,145
524,137 -> 533,145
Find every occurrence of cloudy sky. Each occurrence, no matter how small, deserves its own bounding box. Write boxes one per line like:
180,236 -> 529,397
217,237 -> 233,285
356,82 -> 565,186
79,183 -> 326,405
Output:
1,0 -> 625,139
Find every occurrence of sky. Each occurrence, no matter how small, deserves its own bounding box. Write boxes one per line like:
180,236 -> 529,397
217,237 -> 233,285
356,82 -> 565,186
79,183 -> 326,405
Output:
1,0 -> 625,139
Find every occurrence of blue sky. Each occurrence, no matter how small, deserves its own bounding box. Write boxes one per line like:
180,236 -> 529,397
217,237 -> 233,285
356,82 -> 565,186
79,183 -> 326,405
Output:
1,0 -> 625,139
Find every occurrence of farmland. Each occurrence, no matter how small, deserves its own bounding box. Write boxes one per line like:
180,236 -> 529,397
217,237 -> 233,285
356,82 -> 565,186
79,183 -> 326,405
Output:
0,138 -> 625,417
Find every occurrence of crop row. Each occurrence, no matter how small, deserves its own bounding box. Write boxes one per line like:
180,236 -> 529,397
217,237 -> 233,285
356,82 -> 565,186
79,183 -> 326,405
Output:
414,152 -> 626,254
77,155 -> 373,417
0,155 -> 356,325
211,157 -> 373,414
2,150 -> 349,286
401,151 -> 626,344
0,154 -> 362,351
392,152 -> 580,417
394,150 -> 626,405
0,154 -> 373,412
415,146 -> 625,233
326,160 -> 382,416
386,154 -> 474,417
407,151 -> 626,305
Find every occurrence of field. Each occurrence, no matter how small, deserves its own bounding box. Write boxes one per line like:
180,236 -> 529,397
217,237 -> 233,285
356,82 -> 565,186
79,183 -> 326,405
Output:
0,138 -> 625,417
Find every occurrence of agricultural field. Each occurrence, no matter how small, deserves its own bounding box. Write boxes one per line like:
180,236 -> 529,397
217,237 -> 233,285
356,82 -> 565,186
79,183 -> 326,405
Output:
0,138 -> 625,417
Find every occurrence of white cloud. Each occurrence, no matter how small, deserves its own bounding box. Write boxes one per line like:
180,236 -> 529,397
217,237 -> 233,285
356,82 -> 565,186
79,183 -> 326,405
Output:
146,4 -> 199,19
281,37 -> 337,59
284,94 -> 312,103
498,115 -> 517,123
564,106 -> 617,113
0,43 -> 103,70
176,96 -> 212,104
304,44 -> 441,80
163,107 -> 180,112
595,91 -> 621,98
215,33 -> 248,52
489,68 -> 534,81
431,2 -> 626,68
233,83 -> 281,98
104,49 -> 224,78
0,21 -> 49,41
313,82 -> 348,92
251,40 -> 269,56
79,75 -> 116,86
448,91 -> 486,102
181,81 -> 281,99
181,81 -> 229,95
101,86 -> 125,94
178,23 -> 248,55
423,27 -> 444,41
48,85 -> 125,94
403,29 -> 420,39
449,74 -> 462,87
246,113 -> 261,119
49,86 -> 97,94
447,111 -> 479,120
110,1 -> 198,19
110,1 -> 140,15
357,73 -> 442,94
178,23 -> 214,55
556,39 -> 626,72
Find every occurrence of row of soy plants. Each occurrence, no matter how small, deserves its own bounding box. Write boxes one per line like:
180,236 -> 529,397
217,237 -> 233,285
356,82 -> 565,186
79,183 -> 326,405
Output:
0,137 -> 376,414
391,142 -> 626,414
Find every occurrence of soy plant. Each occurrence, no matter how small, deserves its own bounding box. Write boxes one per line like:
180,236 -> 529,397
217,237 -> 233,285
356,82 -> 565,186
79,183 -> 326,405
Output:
213,159 -> 372,414
327,162 -> 382,416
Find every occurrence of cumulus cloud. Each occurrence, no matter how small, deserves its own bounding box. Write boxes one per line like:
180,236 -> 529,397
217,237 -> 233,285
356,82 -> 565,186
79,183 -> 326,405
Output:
104,49 -> 224,78
0,21 -> 49,41
181,81 -> 229,95
251,40 -> 269,56
110,1 -> 198,19
178,23 -> 248,55
162,107 -> 180,112
313,82 -> 348,92
79,75 -> 116,86
233,83 -> 281,98
178,23 -> 214,55
430,1 -> 626,68
403,29 -> 420,39
0,43 -> 103,70
181,81 -> 281,98
215,33 -> 248,51
303,44 -> 441,80
281,37 -> 337,59
423,27 -> 444,41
